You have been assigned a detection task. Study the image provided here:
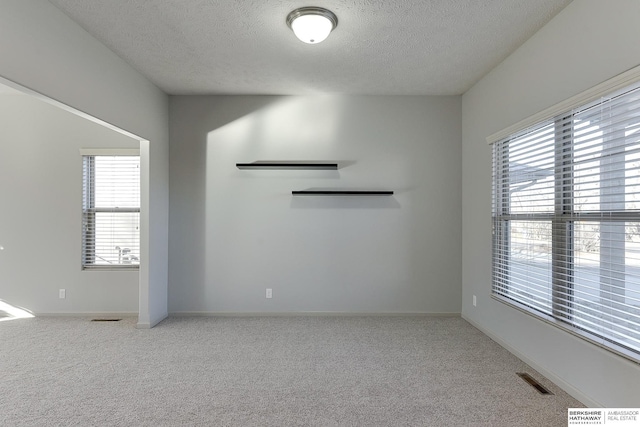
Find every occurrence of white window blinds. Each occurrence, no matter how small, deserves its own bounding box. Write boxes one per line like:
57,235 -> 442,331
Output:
82,155 -> 140,269
492,81 -> 640,360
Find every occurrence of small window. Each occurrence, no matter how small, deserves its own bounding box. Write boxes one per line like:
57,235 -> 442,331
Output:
82,154 -> 140,269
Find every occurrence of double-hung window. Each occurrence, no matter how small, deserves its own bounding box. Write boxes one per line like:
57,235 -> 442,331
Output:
82,151 -> 140,269
491,78 -> 640,361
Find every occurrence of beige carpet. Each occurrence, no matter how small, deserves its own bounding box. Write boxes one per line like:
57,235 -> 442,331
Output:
0,316 -> 583,426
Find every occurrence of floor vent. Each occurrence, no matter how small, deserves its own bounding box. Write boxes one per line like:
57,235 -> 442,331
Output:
517,372 -> 553,395
91,319 -> 122,322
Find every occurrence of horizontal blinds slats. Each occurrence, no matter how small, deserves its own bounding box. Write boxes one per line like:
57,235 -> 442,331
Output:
492,80 -> 640,359
574,90 -> 640,120
82,155 -> 140,268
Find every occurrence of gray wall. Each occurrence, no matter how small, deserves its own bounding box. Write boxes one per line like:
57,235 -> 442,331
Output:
0,94 -> 139,314
169,95 -> 462,314
0,0 -> 169,327
462,0 -> 640,407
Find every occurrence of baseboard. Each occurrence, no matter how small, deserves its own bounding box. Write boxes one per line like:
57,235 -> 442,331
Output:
136,311 -> 168,329
169,311 -> 461,317
34,311 -> 168,329
462,314 -> 601,407
35,312 -> 137,318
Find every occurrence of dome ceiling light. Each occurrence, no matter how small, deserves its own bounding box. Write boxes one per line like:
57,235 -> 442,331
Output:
286,7 -> 338,44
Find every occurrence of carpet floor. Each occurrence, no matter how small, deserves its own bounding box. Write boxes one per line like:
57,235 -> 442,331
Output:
0,316 -> 583,426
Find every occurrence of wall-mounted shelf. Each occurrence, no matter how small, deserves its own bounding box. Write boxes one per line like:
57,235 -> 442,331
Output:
236,161 -> 338,170
292,190 -> 394,196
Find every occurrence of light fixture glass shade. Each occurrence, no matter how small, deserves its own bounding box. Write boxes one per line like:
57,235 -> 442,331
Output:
287,7 -> 338,44
291,14 -> 332,44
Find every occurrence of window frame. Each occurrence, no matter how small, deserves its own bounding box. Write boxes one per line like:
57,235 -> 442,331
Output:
488,67 -> 640,363
80,148 -> 140,271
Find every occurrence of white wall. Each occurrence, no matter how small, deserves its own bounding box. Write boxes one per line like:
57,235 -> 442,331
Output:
0,0 -> 169,327
169,95 -> 461,314
462,0 -> 640,406
0,94 -> 139,314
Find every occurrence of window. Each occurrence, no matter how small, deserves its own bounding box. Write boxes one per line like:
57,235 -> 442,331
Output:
82,153 -> 140,269
492,80 -> 640,360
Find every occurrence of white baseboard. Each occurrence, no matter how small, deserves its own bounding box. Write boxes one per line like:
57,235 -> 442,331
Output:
34,311 -> 169,329
35,312 -> 137,318
462,314 -> 601,407
137,311 -> 168,329
169,311 -> 461,317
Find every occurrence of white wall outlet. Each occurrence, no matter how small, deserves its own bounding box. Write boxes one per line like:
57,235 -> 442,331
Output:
266,288 -> 272,299
59,289 -> 66,299
473,295 -> 476,307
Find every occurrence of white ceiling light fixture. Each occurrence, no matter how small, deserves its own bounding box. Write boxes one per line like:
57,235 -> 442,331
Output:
286,7 -> 338,44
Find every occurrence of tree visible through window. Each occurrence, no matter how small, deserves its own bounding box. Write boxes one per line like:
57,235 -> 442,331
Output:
492,82 -> 640,360
82,155 -> 140,269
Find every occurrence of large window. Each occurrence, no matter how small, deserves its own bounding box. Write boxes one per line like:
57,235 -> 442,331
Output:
492,80 -> 640,360
82,153 -> 140,269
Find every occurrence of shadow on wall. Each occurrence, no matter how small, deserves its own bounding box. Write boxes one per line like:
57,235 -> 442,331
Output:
198,95 -> 286,134
290,191 -> 402,209
168,95 -> 288,312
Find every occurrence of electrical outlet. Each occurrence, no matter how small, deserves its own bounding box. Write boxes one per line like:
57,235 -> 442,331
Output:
266,288 -> 272,299
59,289 -> 66,299
473,295 -> 476,307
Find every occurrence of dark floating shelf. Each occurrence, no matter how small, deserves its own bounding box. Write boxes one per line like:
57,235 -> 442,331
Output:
292,190 -> 394,196
236,161 -> 338,170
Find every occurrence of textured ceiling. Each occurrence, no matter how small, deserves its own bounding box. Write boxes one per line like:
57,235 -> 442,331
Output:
48,0 -> 572,95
